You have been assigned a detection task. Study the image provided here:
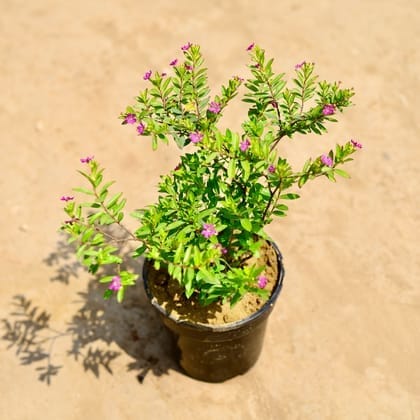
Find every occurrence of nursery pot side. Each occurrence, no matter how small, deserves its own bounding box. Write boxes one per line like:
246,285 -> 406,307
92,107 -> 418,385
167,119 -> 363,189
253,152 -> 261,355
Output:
142,241 -> 285,382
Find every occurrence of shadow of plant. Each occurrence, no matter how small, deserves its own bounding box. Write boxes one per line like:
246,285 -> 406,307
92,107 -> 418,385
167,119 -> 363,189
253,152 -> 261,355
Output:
43,238 -> 83,284
1,238 -> 178,385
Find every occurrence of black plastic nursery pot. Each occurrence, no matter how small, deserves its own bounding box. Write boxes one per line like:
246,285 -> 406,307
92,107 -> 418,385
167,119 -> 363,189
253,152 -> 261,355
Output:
142,242 -> 285,382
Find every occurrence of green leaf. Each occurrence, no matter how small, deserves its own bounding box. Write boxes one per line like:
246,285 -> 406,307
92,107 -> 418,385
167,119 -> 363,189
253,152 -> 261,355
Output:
185,267 -> 195,298
193,245 -> 201,266
228,159 -> 236,180
103,289 -> 113,300
73,187 -> 94,195
167,220 -> 184,231
240,219 -> 252,232
279,193 -> 300,200
241,160 -> 250,181
334,168 -> 351,178
99,275 -> 114,283
173,265 -> 182,282
183,245 -> 192,264
132,244 -> 147,258
117,287 -> 125,303
106,192 -> 123,209
88,211 -> 105,223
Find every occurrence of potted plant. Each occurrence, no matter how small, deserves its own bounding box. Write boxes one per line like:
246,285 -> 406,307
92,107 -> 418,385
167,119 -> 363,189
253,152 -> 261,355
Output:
60,42 -> 361,382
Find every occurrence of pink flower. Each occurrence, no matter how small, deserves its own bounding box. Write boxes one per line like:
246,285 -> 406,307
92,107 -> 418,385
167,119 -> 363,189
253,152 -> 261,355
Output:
321,154 -> 333,167
161,72 -> 167,77
351,139 -> 363,149
201,223 -> 217,239
108,275 -> 122,291
80,156 -> 94,163
143,70 -> 152,80
257,275 -> 268,289
240,138 -> 251,152
184,64 -> 193,71
322,104 -> 335,116
123,114 -> 136,124
268,164 -> 276,174
136,123 -> 145,135
246,42 -> 255,51
189,132 -> 203,144
208,101 -> 221,114
294,61 -> 306,70
169,59 -> 178,66
214,243 -> 228,255
181,42 -> 192,51
60,196 -> 74,202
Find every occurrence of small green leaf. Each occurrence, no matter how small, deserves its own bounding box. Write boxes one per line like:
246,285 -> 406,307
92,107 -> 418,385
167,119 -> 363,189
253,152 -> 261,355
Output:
106,192 -> 123,209
73,187 -> 94,195
228,159 -> 236,180
279,193 -> 300,200
103,289 -> 113,300
183,245 -> 192,264
117,287 -> 125,303
241,160 -> 250,181
185,267 -> 195,298
240,219 -> 252,232
132,244 -> 147,258
334,168 -> 351,178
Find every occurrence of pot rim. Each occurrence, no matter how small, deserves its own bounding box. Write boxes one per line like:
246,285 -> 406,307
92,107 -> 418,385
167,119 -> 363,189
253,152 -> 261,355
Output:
142,240 -> 285,333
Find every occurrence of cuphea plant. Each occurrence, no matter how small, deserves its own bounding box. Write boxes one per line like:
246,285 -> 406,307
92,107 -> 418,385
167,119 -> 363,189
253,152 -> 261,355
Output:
60,43 -> 361,305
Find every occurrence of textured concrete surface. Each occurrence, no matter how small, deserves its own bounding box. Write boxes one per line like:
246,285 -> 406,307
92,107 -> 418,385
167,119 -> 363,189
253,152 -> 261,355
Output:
1,1 -> 419,419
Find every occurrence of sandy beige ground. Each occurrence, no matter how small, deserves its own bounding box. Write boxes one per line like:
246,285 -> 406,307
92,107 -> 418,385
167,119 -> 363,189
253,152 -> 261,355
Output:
1,1 -> 419,419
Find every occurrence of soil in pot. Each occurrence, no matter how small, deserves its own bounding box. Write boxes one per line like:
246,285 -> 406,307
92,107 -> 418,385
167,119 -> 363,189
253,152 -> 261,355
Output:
145,241 -> 279,325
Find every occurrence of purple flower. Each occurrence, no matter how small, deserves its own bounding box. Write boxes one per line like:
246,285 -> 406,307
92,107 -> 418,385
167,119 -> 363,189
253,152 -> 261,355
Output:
184,64 -> 193,71
271,100 -> 278,109
208,101 -> 221,114
240,138 -> 251,152
294,61 -> 306,70
170,59 -> 178,66
143,70 -> 152,80
322,104 -> 335,116
136,123 -> 145,135
257,275 -> 268,289
189,131 -> 203,144
181,42 -> 192,51
80,156 -> 94,163
233,75 -> 244,82
268,164 -> 276,174
246,42 -> 255,51
161,72 -> 167,77
60,195 -> 74,202
321,154 -> 333,167
351,139 -> 363,149
108,275 -> 122,292
123,113 -> 136,125
201,223 -> 217,239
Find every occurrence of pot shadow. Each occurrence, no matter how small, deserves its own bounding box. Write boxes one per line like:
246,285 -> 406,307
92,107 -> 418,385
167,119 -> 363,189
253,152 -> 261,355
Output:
1,238 -> 180,385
